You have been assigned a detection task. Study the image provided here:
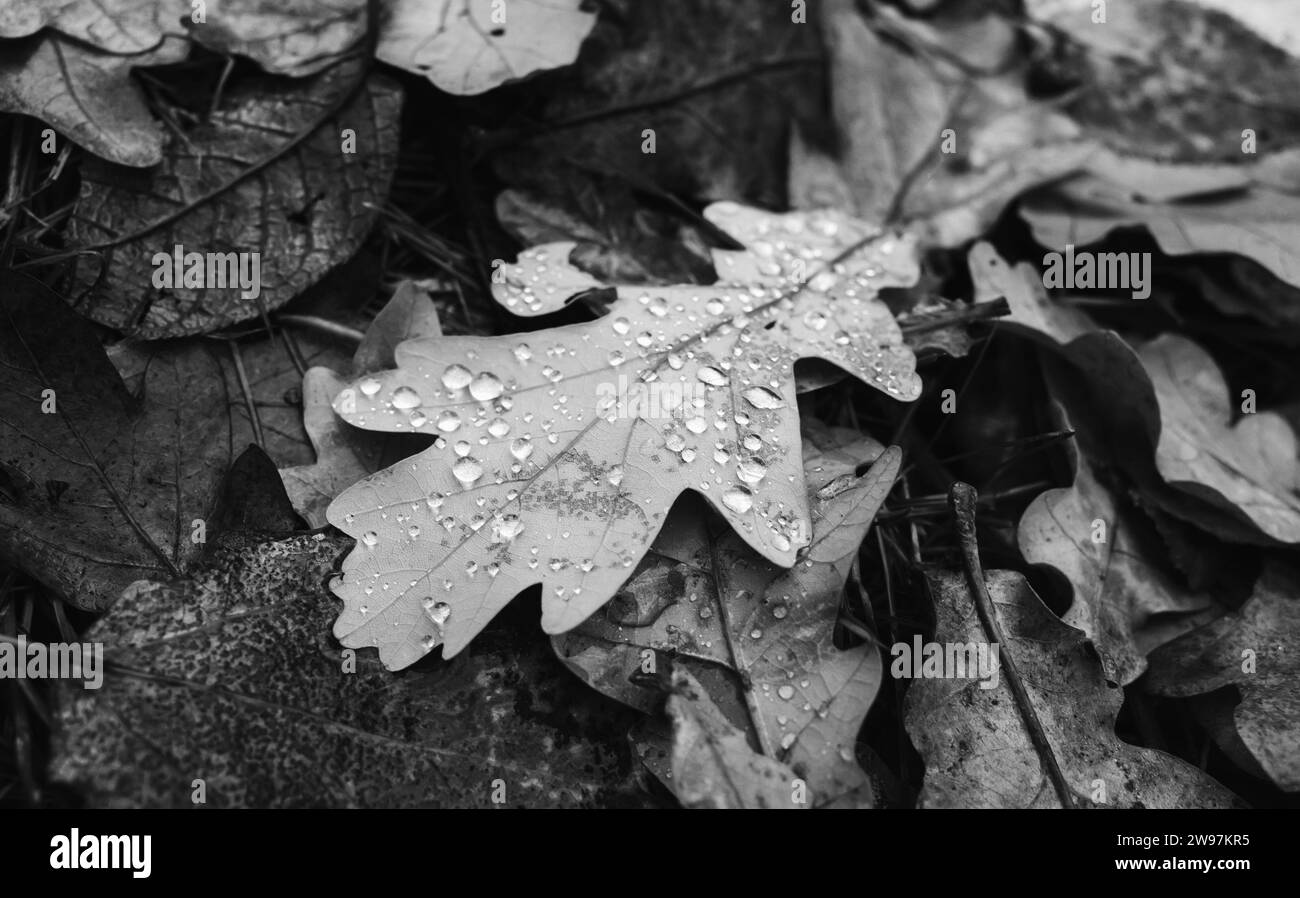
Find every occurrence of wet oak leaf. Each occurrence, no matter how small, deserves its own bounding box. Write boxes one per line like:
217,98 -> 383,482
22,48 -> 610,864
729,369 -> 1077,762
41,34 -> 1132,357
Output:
1145,562 -> 1300,792
905,569 -> 1240,808
0,275 -> 238,610
68,61 -> 401,337
52,532 -> 648,807
377,0 -> 596,94
327,202 -> 922,669
555,427 -> 895,807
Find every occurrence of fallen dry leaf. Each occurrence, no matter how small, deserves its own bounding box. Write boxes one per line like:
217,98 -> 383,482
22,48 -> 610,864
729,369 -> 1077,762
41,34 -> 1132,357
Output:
1017,389 -> 1221,686
68,61 -> 401,337
0,34 -> 186,167
0,0 -> 367,76
378,0 -> 596,94
281,282 -> 442,526
1024,0 -> 1300,160
1138,333 -> 1300,543
0,274 -> 236,610
905,568 -> 1240,808
555,425 -> 895,806
667,667 -> 805,809
1146,565 -> 1300,792
791,0 -> 1095,247
1022,150 -> 1300,290
327,202 -> 922,668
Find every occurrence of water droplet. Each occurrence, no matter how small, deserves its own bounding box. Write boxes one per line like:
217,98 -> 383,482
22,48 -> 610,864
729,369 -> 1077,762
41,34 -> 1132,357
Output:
612,317 -> 631,335
453,456 -> 483,485
685,416 -> 707,434
442,364 -> 472,391
738,458 -> 768,484
772,604 -> 788,619
513,343 -> 532,362
510,437 -> 534,461
359,377 -> 381,397
608,466 -> 624,487
436,410 -> 462,432
723,486 -> 754,514
666,433 -> 687,452
407,524 -> 420,538
487,417 -> 510,438
427,601 -> 451,627
777,685 -> 795,700
408,410 -> 428,428
469,372 -> 504,402
608,350 -> 625,367
742,386 -> 785,409
361,531 -> 378,547
742,434 -> 763,452
697,366 -> 728,387
392,386 -> 421,409
750,628 -> 763,639
493,514 -> 524,543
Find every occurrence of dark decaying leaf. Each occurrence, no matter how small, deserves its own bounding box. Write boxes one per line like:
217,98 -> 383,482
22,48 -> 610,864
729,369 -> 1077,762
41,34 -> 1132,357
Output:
1146,563 -> 1300,792
494,0 -> 823,220
52,532 -> 649,807
904,568 -> 1241,808
0,274 -> 239,610
68,61 -> 401,337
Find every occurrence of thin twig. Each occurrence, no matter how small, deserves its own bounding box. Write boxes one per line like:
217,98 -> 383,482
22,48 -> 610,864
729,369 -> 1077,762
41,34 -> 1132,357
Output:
948,482 -> 1076,808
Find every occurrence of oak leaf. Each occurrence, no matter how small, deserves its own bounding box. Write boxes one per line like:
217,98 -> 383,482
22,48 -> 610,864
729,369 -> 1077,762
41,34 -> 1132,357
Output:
327,202 -> 922,668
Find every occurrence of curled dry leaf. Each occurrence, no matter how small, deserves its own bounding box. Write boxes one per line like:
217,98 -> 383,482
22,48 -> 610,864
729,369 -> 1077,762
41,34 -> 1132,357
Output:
377,0 -> 596,94
1138,334 -> 1300,543
972,243 -> 1221,683
667,668 -> 805,810
791,0 -> 1095,247
555,427 -> 895,807
972,242 -> 1284,546
1017,388 -> 1220,686
0,34 -> 186,167
1022,150 -> 1300,290
68,62 -> 401,337
1145,562 -> 1300,792
52,532 -> 647,807
281,282 -> 443,526
0,0 -> 367,76
905,568 -> 1241,808
326,202 -> 922,669
0,275 -> 235,610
